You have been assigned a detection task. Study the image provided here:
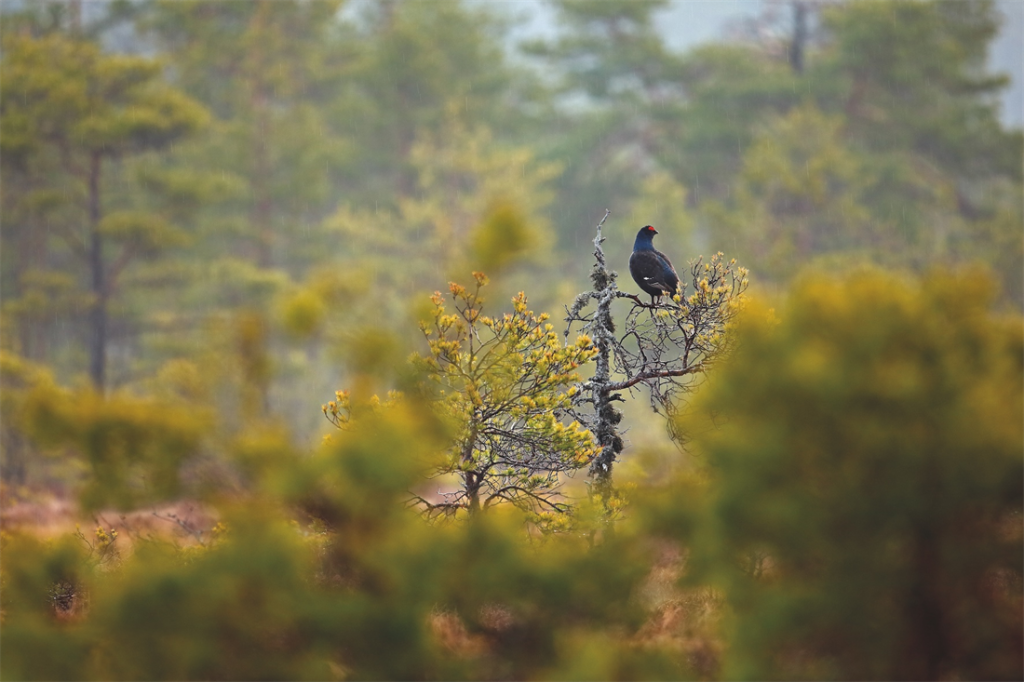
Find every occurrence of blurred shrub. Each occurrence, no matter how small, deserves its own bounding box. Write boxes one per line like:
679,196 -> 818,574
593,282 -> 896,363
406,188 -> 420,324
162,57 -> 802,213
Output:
471,199 -> 536,274
279,288 -> 327,340
1,384 -> 678,681
0,352 -> 55,486
673,268 -> 1023,680
20,384 -> 213,512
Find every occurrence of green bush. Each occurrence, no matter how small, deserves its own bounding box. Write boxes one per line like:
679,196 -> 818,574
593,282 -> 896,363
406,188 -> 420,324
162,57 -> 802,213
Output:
674,269 -> 1023,680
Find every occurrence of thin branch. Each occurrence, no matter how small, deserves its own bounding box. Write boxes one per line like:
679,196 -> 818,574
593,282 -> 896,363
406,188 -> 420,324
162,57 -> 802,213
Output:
51,223 -> 90,261
152,509 -> 206,546
605,364 -> 705,392
104,242 -> 139,295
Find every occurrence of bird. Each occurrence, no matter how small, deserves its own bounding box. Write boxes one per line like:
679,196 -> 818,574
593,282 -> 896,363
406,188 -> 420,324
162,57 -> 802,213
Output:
629,225 -> 680,306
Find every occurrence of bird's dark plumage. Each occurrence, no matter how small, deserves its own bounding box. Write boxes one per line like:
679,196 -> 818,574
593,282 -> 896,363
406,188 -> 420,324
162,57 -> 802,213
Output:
629,225 -> 679,305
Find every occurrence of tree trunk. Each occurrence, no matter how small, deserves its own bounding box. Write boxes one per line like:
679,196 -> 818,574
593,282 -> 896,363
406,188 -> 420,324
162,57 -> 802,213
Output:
250,1 -> 274,269
68,0 -> 81,33
87,151 -> 107,392
586,215 -> 624,499
897,529 -> 947,679
252,98 -> 273,268
461,424 -> 481,514
789,1 -> 808,75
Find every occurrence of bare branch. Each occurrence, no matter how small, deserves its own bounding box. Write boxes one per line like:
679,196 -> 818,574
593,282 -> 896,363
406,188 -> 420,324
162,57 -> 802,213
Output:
605,364 -> 705,392
152,509 -> 206,546
565,211 -> 749,499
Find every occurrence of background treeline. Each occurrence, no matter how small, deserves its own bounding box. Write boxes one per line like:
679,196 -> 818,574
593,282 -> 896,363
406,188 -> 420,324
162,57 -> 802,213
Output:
1,1 -> 1022,680
2,0 -> 1020,422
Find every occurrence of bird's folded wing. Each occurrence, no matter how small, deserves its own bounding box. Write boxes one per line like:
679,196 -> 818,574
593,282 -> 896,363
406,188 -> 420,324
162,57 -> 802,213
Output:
654,250 -> 678,277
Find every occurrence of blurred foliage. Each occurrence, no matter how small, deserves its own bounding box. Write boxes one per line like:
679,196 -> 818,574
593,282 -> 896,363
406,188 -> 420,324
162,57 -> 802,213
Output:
21,384 -> 213,511
0,34 -> 207,160
695,0 -> 1023,301
708,103 -> 880,278
1,375 -> 670,680
0,352 -> 57,486
666,269 -> 1024,680
4,269 -> 1021,680
471,200 -> 535,274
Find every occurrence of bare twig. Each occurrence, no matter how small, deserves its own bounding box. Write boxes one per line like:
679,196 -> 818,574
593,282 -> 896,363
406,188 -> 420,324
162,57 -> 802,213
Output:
152,508 -> 206,546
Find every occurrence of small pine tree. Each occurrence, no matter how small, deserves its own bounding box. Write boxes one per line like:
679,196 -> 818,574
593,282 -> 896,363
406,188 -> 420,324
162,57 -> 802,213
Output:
326,273 -> 598,523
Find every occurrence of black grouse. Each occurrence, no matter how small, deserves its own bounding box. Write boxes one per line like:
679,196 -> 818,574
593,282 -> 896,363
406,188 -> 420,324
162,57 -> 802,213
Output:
629,225 -> 680,305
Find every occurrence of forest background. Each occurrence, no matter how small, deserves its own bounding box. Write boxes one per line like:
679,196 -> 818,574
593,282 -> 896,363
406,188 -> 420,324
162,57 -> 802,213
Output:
1,1 -> 1022,680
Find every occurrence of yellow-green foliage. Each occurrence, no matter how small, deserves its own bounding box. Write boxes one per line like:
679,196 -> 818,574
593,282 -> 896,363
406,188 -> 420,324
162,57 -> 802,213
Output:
1,271 -> 93,339
324,113 -> 561,296
403,113 -> 560,265
713,103 -> 876,278
20,385 -> 213,511
1,385 -> 671,681
675,269 -> 1023,680
471,199 -> 536,274
97,210 -> 191,256
329,274 -> 599,521
279,288 -> 327,339
0,33 -> 208,158
414,274 -> 598,518
0,353 -> 59,489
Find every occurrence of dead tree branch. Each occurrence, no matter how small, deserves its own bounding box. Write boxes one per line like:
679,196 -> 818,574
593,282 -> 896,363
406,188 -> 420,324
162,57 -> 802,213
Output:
565,212 -> 749,495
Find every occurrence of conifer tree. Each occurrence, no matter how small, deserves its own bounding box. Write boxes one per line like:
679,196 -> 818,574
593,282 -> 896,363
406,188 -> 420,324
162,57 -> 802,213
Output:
326,273 -> 597,523
525,0 -> 688,249
0,31 -> 207,390
138,0 -> 347,274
